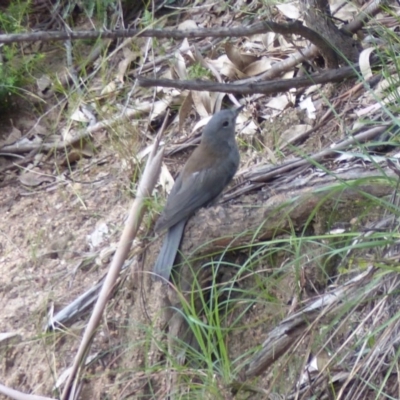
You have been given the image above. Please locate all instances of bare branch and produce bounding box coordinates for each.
[137,64,361,95]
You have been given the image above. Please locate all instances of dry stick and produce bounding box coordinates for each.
[0,0,384,46]
[60,115,167,400]
[0,383,55,400]
[136,64,361,95]
[250,0,385,83]
[0,21,343,55]
[343,0,386,34]
[0,106,145,155]
[221,123,390,201]
[246,267,376,378]
[247,124,390,181]
[224,123,390,202]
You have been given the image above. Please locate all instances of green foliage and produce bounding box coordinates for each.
[0,1,41,100]
[79,0,117,23]
[187,63,213,79]
[0,0,30,33]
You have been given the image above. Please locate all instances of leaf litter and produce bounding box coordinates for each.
[1,0,400,398]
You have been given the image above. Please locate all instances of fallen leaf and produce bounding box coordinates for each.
[19,167,53,186]
[100,80,117,96]
[359,47,375,80]
[276,3,300,19]
[243,57,272,76]
[179,38,195,61]
[279,124,312,149]
[150,99,171,120]
[59,149,83,166]
[262,32,277,51]
[266,94,290,111]
[299,96,316,119]
[36,74,53,98]
[116,48,136,83]
[173,51,188,80]
[240,120,258,136]
[1,126,21,147]
[178,19,198,30]
[88,222,109,248]
[159,164,175,193]
[192,91,211,117]
[70,107,90,123]
[225,43,259,71]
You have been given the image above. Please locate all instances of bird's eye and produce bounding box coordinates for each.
[222,121,229,127]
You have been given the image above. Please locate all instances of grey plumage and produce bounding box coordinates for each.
[153,107,242,282]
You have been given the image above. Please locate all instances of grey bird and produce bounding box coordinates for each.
[153,106,243,282]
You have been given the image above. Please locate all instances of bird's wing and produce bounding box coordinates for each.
[155,166,230,232]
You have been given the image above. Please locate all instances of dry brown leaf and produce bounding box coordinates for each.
[116,48,136,83]
[369,78,391,100]
[225,43,259,71]
[304,84,322,96]
[59,149,83,166]
[212,92,226,113]
[207,55,240,79]
[19,167,53,187]
[61,126,78,142]
[243,58,272,76]
[277,35,292,51]
[179,38,195,61]
[243,34,269,52]
[29,123,48,136]
[264,145,278,163]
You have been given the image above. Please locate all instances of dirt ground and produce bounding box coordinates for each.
[0,120,136,395]
[0,99,305,398]
[1,1,398,398]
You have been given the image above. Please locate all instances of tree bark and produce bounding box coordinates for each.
[300,0,361,65]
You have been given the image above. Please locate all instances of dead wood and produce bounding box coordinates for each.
[300,0,361,65]
[0,20,360,47]
[245,266,375,377]
[147,166,396,273]
[136,64,361,95]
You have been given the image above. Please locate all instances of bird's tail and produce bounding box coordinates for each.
[153,219,187,282]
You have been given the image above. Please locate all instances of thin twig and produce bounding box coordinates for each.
[60,113,167,400]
